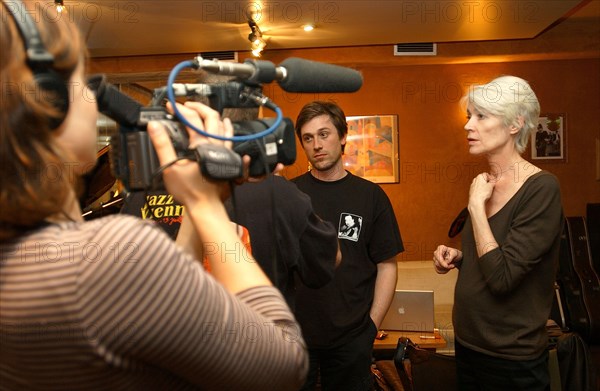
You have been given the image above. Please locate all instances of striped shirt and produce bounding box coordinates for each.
[0,215,307,390]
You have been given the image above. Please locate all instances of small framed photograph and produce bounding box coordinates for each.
[531,113,567,162]
[344,115,399,183]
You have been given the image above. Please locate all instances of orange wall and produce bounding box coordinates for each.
[91,54,600,261]
[259,58,600,261]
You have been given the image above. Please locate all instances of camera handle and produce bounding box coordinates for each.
[193,143,244,181]
[207,82,264,115]
[167,59,284,143]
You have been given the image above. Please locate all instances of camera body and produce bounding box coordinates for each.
[89,73,297,191]
[109,107,187,191]
[232,117,296,177]
[109,107,296,191]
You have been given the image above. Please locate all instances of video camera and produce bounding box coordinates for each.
[89,56,362,191]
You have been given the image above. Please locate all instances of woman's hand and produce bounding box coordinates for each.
[147,101,233,208]
[433,245,462,274]
[468,172,495,213]
[468,172,502,257]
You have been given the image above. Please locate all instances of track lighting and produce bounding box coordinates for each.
[54,0,66,13]
[248,19,266,57]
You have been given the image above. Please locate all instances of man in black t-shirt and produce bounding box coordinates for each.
[293,101,404,391]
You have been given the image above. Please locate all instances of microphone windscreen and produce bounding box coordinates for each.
[278,58,363,93]
[87,74,142,128]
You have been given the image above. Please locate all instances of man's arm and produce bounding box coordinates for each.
[369,257,398,329]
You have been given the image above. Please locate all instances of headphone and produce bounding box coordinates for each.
[3,0,70,129]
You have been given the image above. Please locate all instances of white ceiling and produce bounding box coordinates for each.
[56,0,596,58]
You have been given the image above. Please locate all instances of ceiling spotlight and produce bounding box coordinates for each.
[251,46,264,57]
[248,19,266,57]
[54,0,66,13]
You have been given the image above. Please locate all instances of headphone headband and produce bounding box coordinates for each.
[4,0,55,66]
[2,0,70,129]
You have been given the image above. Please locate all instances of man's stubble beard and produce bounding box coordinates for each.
[311,153,345,175]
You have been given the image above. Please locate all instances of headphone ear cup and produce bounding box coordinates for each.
[34,69,69,130]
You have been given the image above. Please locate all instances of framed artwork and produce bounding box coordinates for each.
[531,113,567,162]
[344,115,399,183]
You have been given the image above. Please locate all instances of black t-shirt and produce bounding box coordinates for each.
[292,171,404,348]
[226,175,338,310]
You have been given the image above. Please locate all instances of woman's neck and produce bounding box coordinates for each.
[488,154,540,186]
[47,188,84,224]
[488,151,525,176]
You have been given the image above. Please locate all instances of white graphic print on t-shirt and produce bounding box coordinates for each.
[338,213,362,242]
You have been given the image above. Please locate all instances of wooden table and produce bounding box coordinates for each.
[373,330,446,359]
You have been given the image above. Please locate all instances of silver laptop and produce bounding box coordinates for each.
[380,289,435,332]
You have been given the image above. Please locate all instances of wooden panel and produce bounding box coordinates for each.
[89,28,600,261]
[272,59,600,260]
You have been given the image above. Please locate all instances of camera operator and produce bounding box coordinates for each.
[0,2,307,390]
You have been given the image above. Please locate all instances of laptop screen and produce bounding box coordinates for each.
[379,289,435,332]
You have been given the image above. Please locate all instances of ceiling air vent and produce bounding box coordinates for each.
[199,51,238,61]
[394,43,437,56]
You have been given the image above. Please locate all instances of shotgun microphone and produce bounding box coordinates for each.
[196,56,363,93]
[277,57,363,93]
